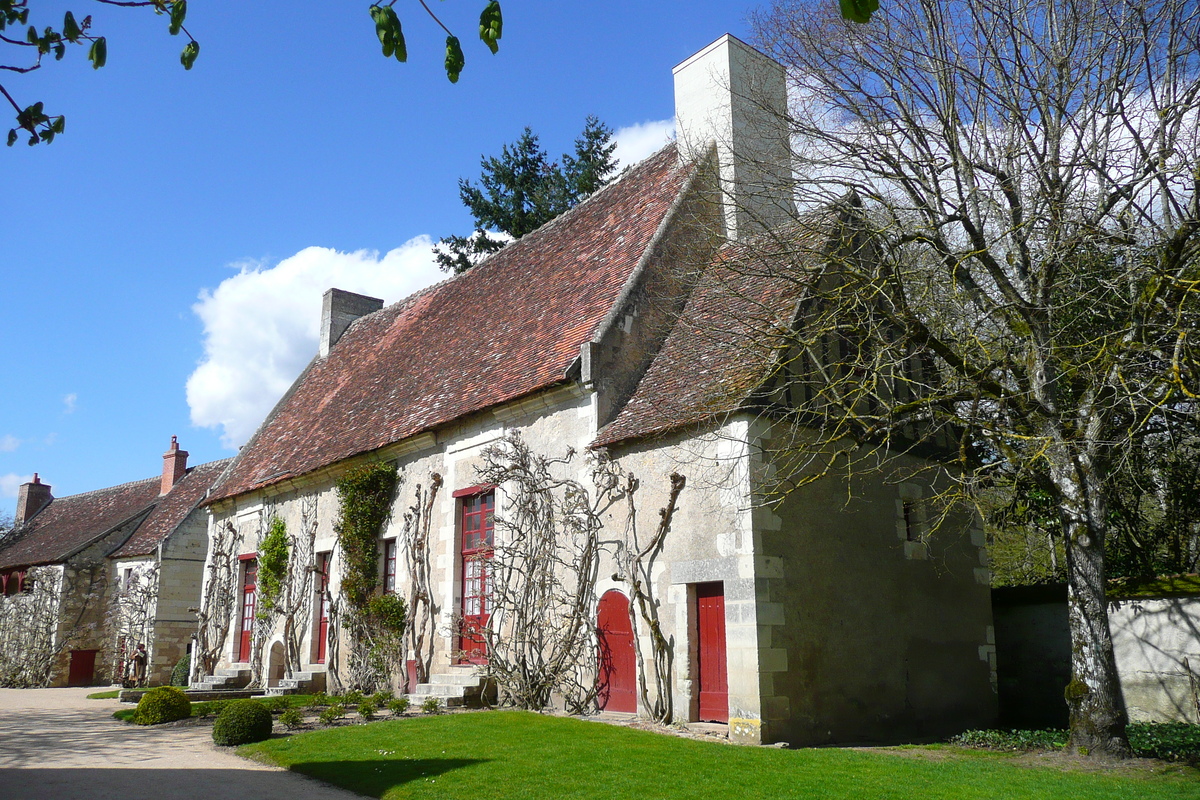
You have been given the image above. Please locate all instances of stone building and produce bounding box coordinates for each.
[0,439,228,687]
[195,35,997,745]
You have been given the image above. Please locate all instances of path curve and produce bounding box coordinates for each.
[0,687,363,800]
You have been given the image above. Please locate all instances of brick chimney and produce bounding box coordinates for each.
[16,473,52,524]
[161,436,189,495]
[320,288,384,358]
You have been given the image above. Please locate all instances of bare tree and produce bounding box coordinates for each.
[734,0,1200,756]
[106,561,159,684]
[194,521,242,680]
[611,469,686,724]
[0,566,76,686]
[474,432,613,711]
[400,472,442,688]
[278,497,318,679]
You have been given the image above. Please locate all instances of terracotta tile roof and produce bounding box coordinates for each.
[0,478,160,569]
[209,145,693,502]
[109,459,232,558]
[593,229,823,447]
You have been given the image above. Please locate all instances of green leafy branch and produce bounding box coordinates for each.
[335,462,399,610]
[1,0,199,146]
[369,0,501,83]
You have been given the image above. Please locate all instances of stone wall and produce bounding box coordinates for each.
[994,586,1200,725]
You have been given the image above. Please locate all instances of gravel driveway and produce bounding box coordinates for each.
[0,687,364,800]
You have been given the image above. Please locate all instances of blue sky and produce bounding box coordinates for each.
[0,1,756,507]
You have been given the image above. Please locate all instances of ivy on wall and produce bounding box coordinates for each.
[335,462,399,610]
[257,517,288,614]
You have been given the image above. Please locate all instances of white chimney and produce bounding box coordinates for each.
[320,288,384,358]
[673,34,793,240]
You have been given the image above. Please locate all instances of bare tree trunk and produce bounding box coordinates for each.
[1049,449,1131,757]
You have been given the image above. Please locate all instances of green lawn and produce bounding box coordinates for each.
[86,690,120,699]
[240,711,1197,800]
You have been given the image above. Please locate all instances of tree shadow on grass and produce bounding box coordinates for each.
[290,758,487,797]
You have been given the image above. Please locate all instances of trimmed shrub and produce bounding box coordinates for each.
[340,689,365,706]
[259,695,288,714]
[388,697,410,715]
[370,690,394,706]
[358,700,378,721]
[169,653,191,687]
[307,691,330,709]
[212,699,274,746]
[421,696,442,714]
[318,703,346,725]
[134,686,191,725]
[279,708,304,730]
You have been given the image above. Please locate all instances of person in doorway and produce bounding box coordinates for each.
[127,643,147,687]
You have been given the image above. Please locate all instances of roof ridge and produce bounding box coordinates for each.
[469,143,680,274]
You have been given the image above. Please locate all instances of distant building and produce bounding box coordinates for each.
[0,439,228,687]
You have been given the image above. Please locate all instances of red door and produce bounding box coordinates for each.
[696,582,728,723]
[597,590,637,712]
[315,552,330,664]
[458,491,494,664]
[238,558,257,663]
[67,649,98,686]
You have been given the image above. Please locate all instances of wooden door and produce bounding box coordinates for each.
[238,558,257,663]
[315,552,330,664]
[458,491,494,664]
[67,649,98,686]
[597,590,637,712]
[696,582,728,723]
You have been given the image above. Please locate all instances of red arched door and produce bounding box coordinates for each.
[597,590,636,712]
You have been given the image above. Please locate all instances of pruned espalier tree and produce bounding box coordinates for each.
[736,0,1200,758]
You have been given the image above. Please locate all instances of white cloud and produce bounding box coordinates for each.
[62,393,76,414]
[187,238,445,449]
[0,435,18,453]
[613,119,676,170]
[1,473,32,499]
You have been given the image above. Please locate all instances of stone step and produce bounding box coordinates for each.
[409,683,472,698]
[405,693,465,709]
[428,672,487,687]
[215,668,251,679]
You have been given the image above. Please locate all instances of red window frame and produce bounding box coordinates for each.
[457,489,494,664]
[238,555,257,663]
[315,551,330,664]
[2,569,26,596]
[383,539,397,594]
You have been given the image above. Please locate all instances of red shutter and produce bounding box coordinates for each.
[696,582,728,723]
[315,552,330,664]
[458,490,494,664]
[238,558,257,662]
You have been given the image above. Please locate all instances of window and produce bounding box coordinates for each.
[383,539,397,594]
[1,569,23,596]
[120,567,134,595]
[902,500,919,542]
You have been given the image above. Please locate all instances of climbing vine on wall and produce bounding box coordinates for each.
[257,517,288,614]
[476,432,617,712]
[194,521,242,680]
[335,462,399,609]
[614,469,686,724]
[400,473,442,687]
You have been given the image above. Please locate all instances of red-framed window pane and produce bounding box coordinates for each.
[458,490,494,663]
[315,551,330,664]
[238,557,257,663]
[383,539,397,593]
